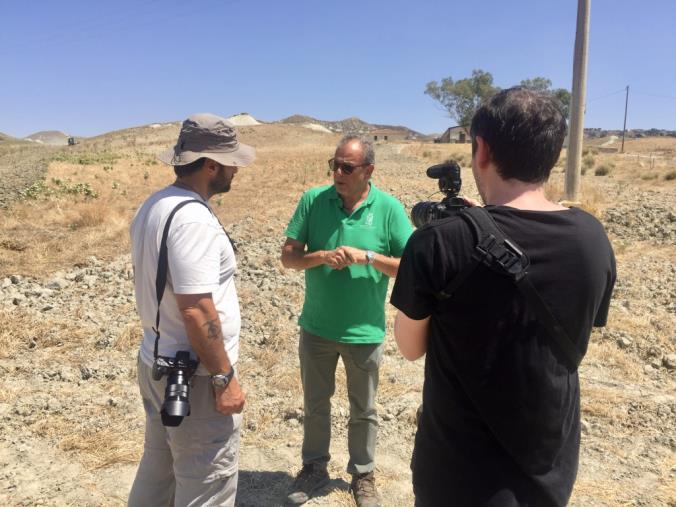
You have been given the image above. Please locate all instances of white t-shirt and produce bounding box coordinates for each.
[130,185,240,375]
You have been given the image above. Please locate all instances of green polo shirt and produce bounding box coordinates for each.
[285,183,413,343]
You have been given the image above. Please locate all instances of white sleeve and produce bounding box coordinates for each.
[167,220,222,294]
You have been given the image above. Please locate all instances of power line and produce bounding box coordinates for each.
[586,88,626,102]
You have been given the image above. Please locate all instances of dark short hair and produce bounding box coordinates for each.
[470,87,567,183]
[174,157,206,178]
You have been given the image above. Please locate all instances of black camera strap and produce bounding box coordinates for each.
[153,198,235,360]
[435,206,583,369]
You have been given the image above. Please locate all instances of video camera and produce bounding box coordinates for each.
[152,350,199,427]
[410,161,468,228]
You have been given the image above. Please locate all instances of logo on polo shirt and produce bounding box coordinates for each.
[365,212,374,227]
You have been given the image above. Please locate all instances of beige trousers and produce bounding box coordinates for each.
[128,357,241,507]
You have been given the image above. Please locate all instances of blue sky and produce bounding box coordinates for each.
[2,0,675,138]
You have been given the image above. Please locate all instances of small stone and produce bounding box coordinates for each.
[647,346,662,358]
[1,278,11,289]
[662,354,676,370]
[82,275,98,286]
[45,278,69,290]
[10,275,21,284]
[581,419,591,434]
[617,336,632,349]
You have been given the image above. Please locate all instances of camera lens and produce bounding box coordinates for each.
[161,369,191,427]
[411,201,437,229]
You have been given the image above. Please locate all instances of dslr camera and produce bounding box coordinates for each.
[410,161,468,228]
[152,350,199,427]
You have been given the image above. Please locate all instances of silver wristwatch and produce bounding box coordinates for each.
[365,250,376,265]
[210,367,235,389]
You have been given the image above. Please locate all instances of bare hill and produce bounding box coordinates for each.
[278,114,428,140]
[24,130,70,146]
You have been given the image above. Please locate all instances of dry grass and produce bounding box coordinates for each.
[0,383,21,403]
[573,476,637,506]
[580,384,632,423]
[113,323,143,352]
[0,124,339,278]
[655,454,676,506]
[0,309,93,359]
[58,425,142,470]
[544,173,608,216]
[403,142,473,166]
[585,341,644,382]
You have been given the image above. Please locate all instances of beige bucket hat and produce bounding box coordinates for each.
[158,113,256,167]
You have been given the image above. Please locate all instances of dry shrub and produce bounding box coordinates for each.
[582,154,596,171]
[594,164,611,176]
[544,175,606,217]
[70,201,107,229]
[403,142,472,166]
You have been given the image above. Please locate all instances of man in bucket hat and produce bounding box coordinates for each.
[128,113,255,507]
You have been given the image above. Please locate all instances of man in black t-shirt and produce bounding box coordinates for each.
[391,88,616,507]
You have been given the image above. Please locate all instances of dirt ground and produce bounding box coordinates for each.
[0,125,674,506]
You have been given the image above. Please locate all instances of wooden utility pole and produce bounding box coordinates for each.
[564,0,591,203]
[621,85,629,153]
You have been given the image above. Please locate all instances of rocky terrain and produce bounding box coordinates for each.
[0,133,674,506]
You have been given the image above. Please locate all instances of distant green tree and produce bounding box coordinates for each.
[425,69,498,127]
[426,72,571,127]
[520,77,571,118]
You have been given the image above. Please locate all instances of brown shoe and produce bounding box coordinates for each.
[286,463,330,505]
[350,471,380,507]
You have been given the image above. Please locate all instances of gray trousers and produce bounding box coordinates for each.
[128,357,242,507]
[299,328,383,475]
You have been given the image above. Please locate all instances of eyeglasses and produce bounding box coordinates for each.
[328,158,368,175]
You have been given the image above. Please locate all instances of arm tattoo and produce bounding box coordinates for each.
[203,318,224,342]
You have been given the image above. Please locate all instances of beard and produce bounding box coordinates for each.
[208,166,232,194]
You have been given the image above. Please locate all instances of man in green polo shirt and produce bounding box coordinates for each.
[280,135,413,507]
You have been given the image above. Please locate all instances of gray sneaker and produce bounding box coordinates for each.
[350,471,380,507]
[286,463,330,505]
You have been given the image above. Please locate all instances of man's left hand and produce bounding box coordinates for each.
[335,246,368,265]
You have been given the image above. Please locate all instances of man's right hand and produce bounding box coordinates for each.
[214,377,246,415]
[323,248,352,269]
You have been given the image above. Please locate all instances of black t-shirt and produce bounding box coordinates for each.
[390,206,616,507]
